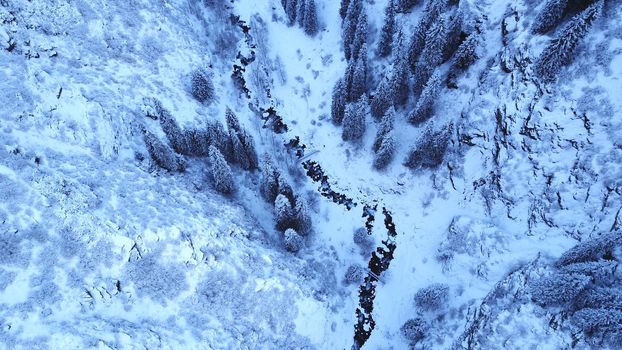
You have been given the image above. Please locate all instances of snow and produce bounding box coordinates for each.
[1,0,622,348]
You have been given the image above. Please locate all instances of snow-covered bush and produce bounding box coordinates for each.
[530,272,591,307]
[574,286,622,311]
[572,308,622,347]
[344,264,365,284]
[401,318,428,344]
[208,145,234,194]
[144,131,185,172]
[353,227,374,253]
[284,228,303,252]
[405,125,451,169]
[414,283,449,312]
[190,68,215,104]
[126,255,188,305]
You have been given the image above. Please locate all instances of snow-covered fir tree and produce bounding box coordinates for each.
[373,133,395,170]
[208,145,234,194]
[532,0,568,34]
[414,18,446,95]
[342,0,363,60]
[349,44,368,101]
[275,193,295,231]
[351,11,368,61]
[535,0,602,81]
[370,74,393,119]
[373,107,395,152]
[303,0,318,36]
[409,71,442,125]
[260,154,281,203]
[340,0,350,19]
[342,96,369,142]
[144,131,185,172]
[399,0,420,13]
[284,228,303,252]
[405,124,451,169]
[331,78,347,124]
[451,33,479,71]
[377,0,396,58]
[391,53,410,107]
[229,131,251,169]
[293,195,312,235]
[190,68,215,104]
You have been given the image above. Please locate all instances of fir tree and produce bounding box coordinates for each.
[535,1,602,82]
[443,15,465,62]
[303,0,318,36]
[260,154,281,203]
[351,11,368,61]
[530,272,592,307]
[158,106,189,155]
[399,0,420,12]
[390,53,410,107]
[293,195,312,235]
[296,0,306,27]
[342,0,363,60]
[370,74,393,119]
[238,130,258,170]
[349,44,368,101]
[206,120,231,160]
[331,78,348,124]
[225,108,242,134]
[342,96,369,142]
[405,124,451,169]
[186,128,209,157]
[275,194,295,231]
[144,131,186,172]
[284,228,304,252]
[377,0,396,58]
[451,33,479,70]
[532,0,568,34]
[191,68,215,104]
[340,0,350,20]
[407,23,427,71]
[409,71,442,125]
[373,107,395,152]
[230,131,251,169]
[284,0,298,25]
[208,145,234,194]
[414,18,446,95]
[373,132,395,170]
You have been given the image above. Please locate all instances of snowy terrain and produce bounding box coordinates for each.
[1,0,622,349]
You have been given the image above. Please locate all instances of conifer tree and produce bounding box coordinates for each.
[208,145,234,194]
[331,78,348,124]
[191,68,215,104]
[373,107,395,152]
[284,0,298,25]
[296,0,306,26]
[342,0,363,60]
[405,124,451,169]
[370,75,393,119]
[414,18,446,95]
[342,96,369,142]
[373,132,395,170]
[407,24,427,71]
[158,107,189,155]
[377,0,396,58]
[260,155,281,203]
[350,44,368,101]
[284,228,304,252]
[399,0,420,12]
[206,120,231,160]
[535,1,602,82]
[230,131,251,169]
[275,194,295,231]
[532,0,568,34]
[225,108,242,134]
[340,0,351,20]
[352,11,368,61]
[451,33,478,70]
[293,195,312,235]
[144,131,186,172]
[303,0,318,36]
[238,130,258,170]
[390,53,410,107]
[409,71,442,125]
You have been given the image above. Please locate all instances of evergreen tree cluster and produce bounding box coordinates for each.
[404,124,452,170]
[226,108,259,170]
[529,231,622,348]
[259,155,312,252]
[532,0,569,34]
[281,0,319,36]
[535,1,602,82]
[342,96,369,142]
[143,131,186,172]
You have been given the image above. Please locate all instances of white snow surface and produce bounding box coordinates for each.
[1,0,622,349]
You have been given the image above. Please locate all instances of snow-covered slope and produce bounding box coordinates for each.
[1,0,622,349]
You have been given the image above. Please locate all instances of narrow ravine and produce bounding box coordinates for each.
[229,12,402,349]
